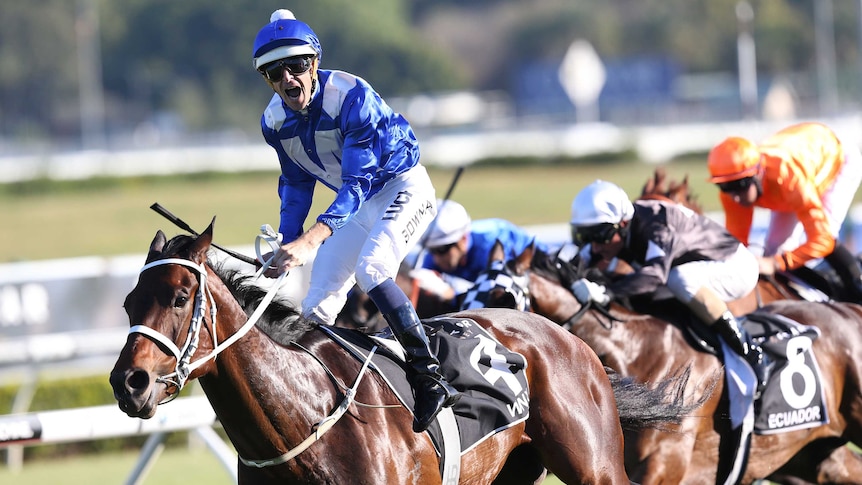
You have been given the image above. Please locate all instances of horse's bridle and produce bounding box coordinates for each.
[467,257,622,331]
[129,258,217,401]
[460,259,532,312]
[127,256,374,468]
[129,257,284,402]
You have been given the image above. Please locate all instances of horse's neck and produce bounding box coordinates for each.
[567,305,689,375]
[200,280,327,458]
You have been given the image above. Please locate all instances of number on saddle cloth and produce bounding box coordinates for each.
[742,311,829,434]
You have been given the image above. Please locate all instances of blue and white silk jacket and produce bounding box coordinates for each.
[261,69,420,242]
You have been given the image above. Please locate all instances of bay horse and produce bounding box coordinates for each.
[468,241,862,484]
[109,221,701,485]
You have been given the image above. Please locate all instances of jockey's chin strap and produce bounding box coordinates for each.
[128,257,287,403]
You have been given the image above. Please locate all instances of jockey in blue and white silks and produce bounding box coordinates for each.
[253,8,459,432]
[262,69,422,245]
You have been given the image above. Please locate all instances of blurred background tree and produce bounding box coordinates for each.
[1,0,860,148]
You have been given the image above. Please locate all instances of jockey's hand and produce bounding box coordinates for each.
[266,222,332,278]
[757,256,777,276]
[409,268,456,300]
[570,278,611,306]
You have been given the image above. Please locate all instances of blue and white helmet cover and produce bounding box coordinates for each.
[253,9,322,69]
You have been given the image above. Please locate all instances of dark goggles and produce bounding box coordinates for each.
[573,223,620,245]
[717,176,756,194]
[258,56,314,82]
[429,242,457,255]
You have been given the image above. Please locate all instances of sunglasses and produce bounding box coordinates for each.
[429,243,457,255]
[573,223,620,245]
[717,177,755,194]
[259,56,314,82]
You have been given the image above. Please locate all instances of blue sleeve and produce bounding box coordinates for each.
[262,113,317,242]
[504,226,544,258]
[421,251,438,271]
[277,171,315,243]
[486,220,547,259]
[316,87,385,231]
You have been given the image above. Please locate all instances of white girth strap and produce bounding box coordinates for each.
[238,345,379,468]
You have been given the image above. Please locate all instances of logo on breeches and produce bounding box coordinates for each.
[382,190,433,244]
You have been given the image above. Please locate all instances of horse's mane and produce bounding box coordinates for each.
[161,233,196,256]
[160,233,315,344]
[214,267,314,343]
[531,247,608,288]
[530,248,566,283]
[639,167,703,214]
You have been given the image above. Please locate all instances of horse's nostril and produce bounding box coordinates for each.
[126,369,151,392]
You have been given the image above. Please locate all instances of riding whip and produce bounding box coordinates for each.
[150,202,259,266]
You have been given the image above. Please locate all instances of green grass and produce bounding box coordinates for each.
[0,445,566,484]
[0,447,235,485]
[0,158,721,263]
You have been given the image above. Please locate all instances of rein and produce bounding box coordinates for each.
[560,300,621,332]
[765,274,796,300]
[239,343,379,468]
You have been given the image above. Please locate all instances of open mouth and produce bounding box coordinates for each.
[286,87,302,99]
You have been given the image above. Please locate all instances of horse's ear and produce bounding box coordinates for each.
[146,230,168,263]
[513,241,535,274]
[189,217,215,264]
[488,239,506,267]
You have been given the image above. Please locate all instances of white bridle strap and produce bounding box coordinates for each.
[130,256,286,394]
[131,257,213,396]
[140,257,206,275]
[129,324,182,360]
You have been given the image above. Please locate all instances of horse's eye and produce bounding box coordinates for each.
[174,296,189,308]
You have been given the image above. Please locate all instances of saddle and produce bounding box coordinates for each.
[321,316,530,454]
[780,262,858,303]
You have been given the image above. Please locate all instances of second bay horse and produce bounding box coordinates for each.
[467,241,862,484]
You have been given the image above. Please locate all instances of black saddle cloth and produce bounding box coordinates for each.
[321,315,530,455]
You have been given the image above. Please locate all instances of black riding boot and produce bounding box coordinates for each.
[383,302,461,432]
[825,244,862,303]
[713,311,771,395]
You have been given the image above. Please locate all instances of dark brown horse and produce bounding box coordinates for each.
[470,241,862,484]
[109,222,702,485]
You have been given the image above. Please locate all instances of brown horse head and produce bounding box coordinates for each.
[111,220,219,418]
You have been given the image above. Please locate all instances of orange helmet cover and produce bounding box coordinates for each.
[707,137,761,183]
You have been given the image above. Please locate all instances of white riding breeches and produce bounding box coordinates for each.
[301,165,437,325]
[666,244,759,303]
